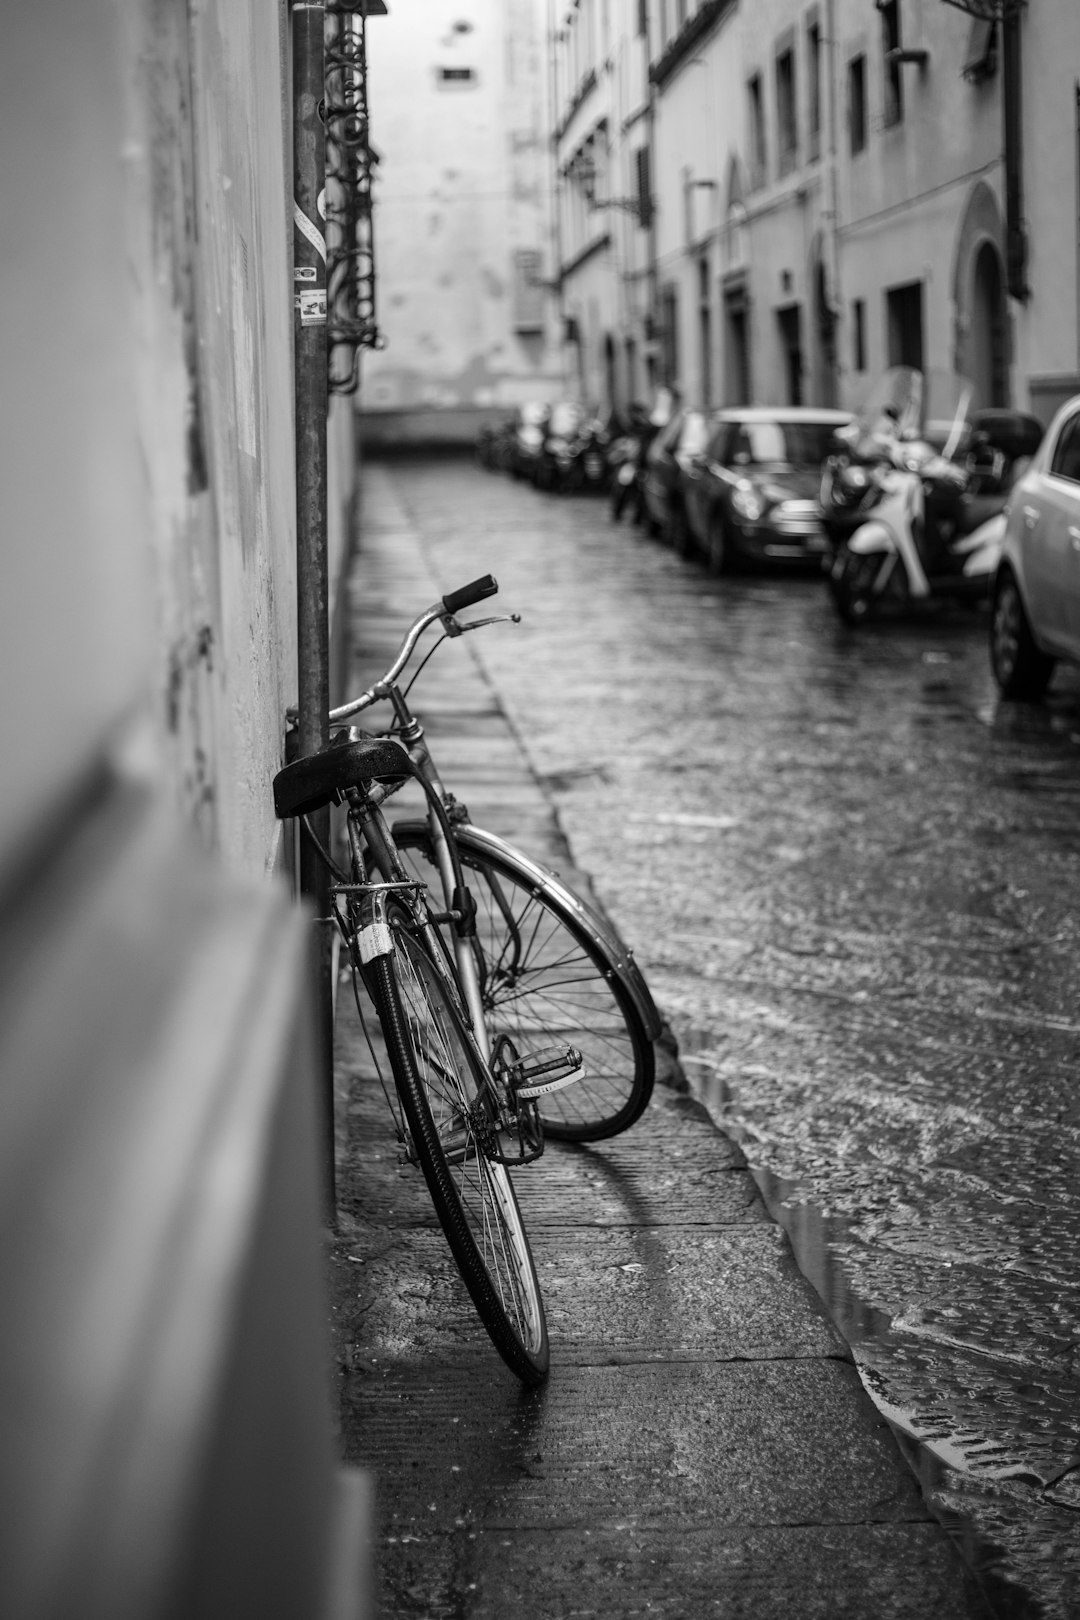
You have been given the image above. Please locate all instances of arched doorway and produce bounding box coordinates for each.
[970,242,1007,406]
[952,182,1009,406]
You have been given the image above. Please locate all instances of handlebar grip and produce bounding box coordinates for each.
[442,575,498,614]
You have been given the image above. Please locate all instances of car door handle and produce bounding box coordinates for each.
[1023,505,1039,527]
[1070,525,1080,549]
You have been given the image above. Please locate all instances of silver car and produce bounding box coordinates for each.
[990,397,1080,698]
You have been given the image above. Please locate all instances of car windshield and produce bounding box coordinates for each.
[716,418,841,466]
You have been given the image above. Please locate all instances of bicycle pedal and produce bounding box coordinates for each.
[500,1044,585,1101]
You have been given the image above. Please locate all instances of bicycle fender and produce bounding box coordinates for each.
[394,817,663,1042]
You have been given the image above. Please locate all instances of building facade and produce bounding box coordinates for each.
[549,0,1080,424]
[359,0,566,445]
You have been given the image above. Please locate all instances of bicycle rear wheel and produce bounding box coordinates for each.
[394,826,655,1142]
[368,900,549,1384]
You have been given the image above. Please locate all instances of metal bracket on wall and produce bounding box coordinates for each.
[938,0,1025,21]
[325,1,385,395]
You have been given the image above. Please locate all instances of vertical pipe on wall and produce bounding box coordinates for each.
[291,0,335,1215]
[1002,4,1029,303]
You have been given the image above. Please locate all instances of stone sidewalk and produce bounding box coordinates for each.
[327,461,992,1619]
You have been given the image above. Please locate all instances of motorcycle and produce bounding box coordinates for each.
[608,396,671,524]
[821,368,1041,626]
[534,401,587,491]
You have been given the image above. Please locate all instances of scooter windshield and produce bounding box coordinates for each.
[843,368,977,463]
[841,367,923,458]
[920,370,978,460]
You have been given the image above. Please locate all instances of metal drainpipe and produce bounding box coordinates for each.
[291,0,334,1215]
[1002,4,1029,304]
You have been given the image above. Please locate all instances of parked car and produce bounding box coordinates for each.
[989,397,1080,699]
[681,406,854,573]
[641,406,715,546]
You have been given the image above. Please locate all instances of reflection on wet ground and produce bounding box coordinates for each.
[371,457,1080,1618]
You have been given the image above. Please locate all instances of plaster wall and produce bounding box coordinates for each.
[833,0,1001,236]
[0,0,341,890]
[650,6,742,405]
[1015,0,1080,414]
[0,5,151,885]
[361,0,564,421]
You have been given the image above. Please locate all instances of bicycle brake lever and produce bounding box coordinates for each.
[453,612,522,634]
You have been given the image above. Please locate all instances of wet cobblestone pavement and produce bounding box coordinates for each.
[363,453,1080,1617]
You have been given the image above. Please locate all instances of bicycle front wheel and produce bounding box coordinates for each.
[369,901,549,1384]
[395,825,656,1142]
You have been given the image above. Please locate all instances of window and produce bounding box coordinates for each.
[699,257,712,408]
[807,19,822,160]
[852,299,867,373]
[848,55,867,154]
[748,73,767,187]
[1050,415,1080,483]
[777,306,803,406]
[512,250,544,335]
[880,1,903,127]
[437,66,476,84]
[886,281,923,370]
[775,44,797,174]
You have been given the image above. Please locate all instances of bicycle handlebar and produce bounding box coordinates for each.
[327,575,501,724]
[442,574,498,614]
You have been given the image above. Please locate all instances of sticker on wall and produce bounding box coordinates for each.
[296,289,327,325]
[294,265,317,282]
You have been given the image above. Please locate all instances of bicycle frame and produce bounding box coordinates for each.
[327,600,513,1063]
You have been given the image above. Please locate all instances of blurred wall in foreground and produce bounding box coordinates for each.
[0,4,366,1615]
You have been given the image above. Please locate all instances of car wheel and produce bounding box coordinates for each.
[990,570,1055,699]
[705,515,730,576]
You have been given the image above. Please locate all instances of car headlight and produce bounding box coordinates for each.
[731,480,766,523]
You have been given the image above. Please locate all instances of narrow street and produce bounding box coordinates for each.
[352,453,1080,1616]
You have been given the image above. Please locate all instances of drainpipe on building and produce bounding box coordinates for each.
[291,0,335,1215]
[644,41,660,392]
[1002,3,1029,303]
[823,0,843,404]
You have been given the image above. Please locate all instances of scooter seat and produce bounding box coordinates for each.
[272,734,412,820]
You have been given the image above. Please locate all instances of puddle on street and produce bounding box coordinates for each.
[681,1046,1080,1620]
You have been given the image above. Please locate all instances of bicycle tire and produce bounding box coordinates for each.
[394,825,656,1142]
[369,900,549,1384]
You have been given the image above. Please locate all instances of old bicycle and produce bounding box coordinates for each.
[272,575,661,1381]
[330,574,661,1140]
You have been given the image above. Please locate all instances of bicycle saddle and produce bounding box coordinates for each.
[272,734,412,820]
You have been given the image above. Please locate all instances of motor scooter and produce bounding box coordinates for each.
[822,369,1042,626]
[608,396,670,524]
